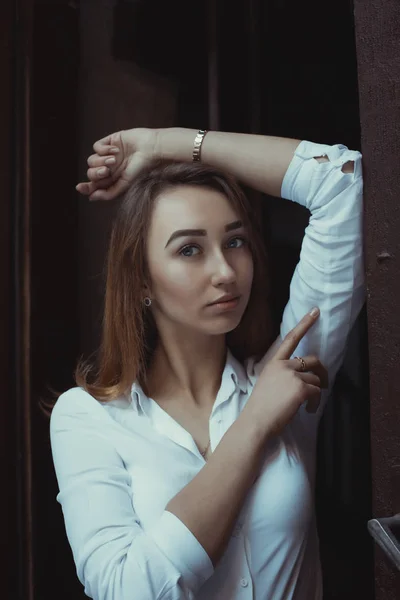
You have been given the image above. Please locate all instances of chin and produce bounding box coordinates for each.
[205,314,243,336]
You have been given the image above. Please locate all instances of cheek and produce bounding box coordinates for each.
[149,260,203,306]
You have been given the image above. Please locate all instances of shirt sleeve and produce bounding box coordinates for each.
[278,140,365,419]
[249,140,365,429]
[50,389,214,600]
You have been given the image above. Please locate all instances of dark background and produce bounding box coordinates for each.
[4,0,400,599]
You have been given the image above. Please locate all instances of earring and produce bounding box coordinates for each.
[143,297,152,307]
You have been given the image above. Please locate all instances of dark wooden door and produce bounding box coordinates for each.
[353,1,400,598]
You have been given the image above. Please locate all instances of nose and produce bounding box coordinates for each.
[210,252,237,287]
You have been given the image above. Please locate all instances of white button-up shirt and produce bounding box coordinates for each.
[50,140,365,600]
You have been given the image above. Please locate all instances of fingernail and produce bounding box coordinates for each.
[105,157,116,165]
[309,307,319,316]
[109,147,120,154]
[97,167,107,175]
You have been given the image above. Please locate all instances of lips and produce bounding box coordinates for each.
[208,294,239,306]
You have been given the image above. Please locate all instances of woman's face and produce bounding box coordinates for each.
[145,185,254,338]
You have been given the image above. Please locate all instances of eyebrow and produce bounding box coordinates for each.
[165,220,243,248]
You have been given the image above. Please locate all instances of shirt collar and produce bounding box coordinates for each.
[130,349,248,414]
[225,349,248,394]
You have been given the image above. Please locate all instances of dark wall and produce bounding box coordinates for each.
[2,2,18,599]
[30,1,81,598]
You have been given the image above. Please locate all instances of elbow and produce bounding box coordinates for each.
[76,541,187,600]
[77,550,144,600]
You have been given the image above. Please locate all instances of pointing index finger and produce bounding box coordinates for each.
[274,308,320,361]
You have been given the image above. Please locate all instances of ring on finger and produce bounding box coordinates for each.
[293,356,306,372]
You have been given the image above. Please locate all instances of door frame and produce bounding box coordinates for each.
[354,1,400,597]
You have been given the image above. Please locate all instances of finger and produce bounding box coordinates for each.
[76,181,95,196]
[304,385,322,414]
[76,177,113,196]
[87,166,112,181]
[297,372,321,388]
[93,135,120,156]
[87,154,117,168]
[287,355,329,388]
[274,308,320,361]
[89,178,130,201]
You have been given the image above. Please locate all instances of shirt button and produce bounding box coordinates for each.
[240,578,248,587]
[217,418,222,424]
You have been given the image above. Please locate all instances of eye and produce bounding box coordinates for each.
[179,244,201,257]
[226,236,247,249]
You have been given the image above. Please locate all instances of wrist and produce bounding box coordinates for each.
[236,404,271,449]
[130,127,159,160]
[155,127,199,163]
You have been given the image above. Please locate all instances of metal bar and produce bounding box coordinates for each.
[368,516,400,572]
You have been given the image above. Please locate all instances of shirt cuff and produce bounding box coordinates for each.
[147,510,214,591]
[281,140,361,204]
[281,140,331,201]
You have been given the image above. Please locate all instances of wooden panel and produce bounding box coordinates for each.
[0,1,18,598]
[353,0,400,597]
[13,0,34,599]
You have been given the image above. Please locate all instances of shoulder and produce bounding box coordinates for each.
[52,386,96,413]
[50,386,107,431]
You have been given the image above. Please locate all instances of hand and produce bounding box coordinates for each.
[76,128,159,201]
[243,308,328,439]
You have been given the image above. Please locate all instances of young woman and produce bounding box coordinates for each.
[50,128,365,600]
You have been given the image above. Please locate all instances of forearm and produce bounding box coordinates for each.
[165,407,267,567]
[156,127,301,198]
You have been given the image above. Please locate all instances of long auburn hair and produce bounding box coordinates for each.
[68,160,272,404]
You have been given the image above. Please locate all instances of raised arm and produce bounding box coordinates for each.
[76,127,302,201]
[270,141,365,438]
[157,129,302,197]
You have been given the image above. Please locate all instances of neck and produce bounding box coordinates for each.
[145,327,227,410]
